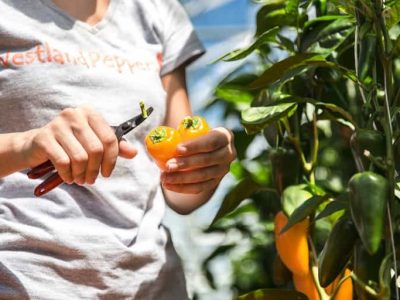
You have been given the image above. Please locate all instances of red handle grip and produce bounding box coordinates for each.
[27,160,55,179]
[34,173,64,197]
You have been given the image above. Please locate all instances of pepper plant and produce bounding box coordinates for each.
[203,0,400,299]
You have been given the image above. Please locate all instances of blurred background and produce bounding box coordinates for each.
[164,1,259,300]
[165,0,400,299]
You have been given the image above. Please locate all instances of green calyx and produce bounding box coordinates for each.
[182,117,200,129]
[149,128,167,144]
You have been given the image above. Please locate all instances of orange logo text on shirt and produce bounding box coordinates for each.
[0,42,161,75]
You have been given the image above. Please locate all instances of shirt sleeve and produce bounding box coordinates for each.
[155,0,205,76]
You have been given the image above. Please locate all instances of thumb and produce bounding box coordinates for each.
[118,139,137,159]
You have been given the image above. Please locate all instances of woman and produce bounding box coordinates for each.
[0,0,236,299]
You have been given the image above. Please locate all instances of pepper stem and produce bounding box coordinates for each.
[140,100,148,118]
[183,117,199,129]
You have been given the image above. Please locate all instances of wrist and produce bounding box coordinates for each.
[163,187,215,215]
[13,129,38,169]
[0,130,40,178]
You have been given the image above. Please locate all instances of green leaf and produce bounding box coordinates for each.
[211,178,263,225]
[248,53,324,89]
[319,110,356,130]
[277,34,296,52]
[241,103,298,134]
[286,0,300,14]
[358,30,377,82]
[392,32,400,56]
[215,86,254,109]
[236,289,308,300]
[281,184,313,216]
[385,1,400,29]
[217,73,259,91]
[317,102,355,124]
[318,216,358,287]
[315,200,348,221]
[378,254,392,299]
[304,183,327,196]
[232,130,256,160]
[287,96,357,126]
[256,1,299,36]
[281,195,330,234]
[215,27,279,62]
[300,15,354,51]
[330,0,356,15]
[256,2,285,36]
[304,60,359,83]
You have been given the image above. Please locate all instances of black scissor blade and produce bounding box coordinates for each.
[133,106,154,127]
[114,106,153,139]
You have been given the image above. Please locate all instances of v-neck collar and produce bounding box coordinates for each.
[39,0,118,34]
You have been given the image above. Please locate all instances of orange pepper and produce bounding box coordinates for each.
[293,271,320,300]
[146,116,210,170]
[274,211,310,276]
[177,116,209,141]
[145,126,181,170]
[325,269,353,300]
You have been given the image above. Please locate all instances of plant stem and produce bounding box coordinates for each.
[371,52,380,124]
[331,84,349,108]
[308,236,329,300]
[354,23,368,105]
[393,88,400,108]
[311,111,319,168]
[282,118,311,173]
[139,100,148,118]
[375,0,399,298]
[350,273,379,297]
[306,111,319,185]
[387,203,399,298]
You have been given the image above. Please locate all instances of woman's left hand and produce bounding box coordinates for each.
[161,127,236,194]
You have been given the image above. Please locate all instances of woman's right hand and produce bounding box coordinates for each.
[22,106,137,185]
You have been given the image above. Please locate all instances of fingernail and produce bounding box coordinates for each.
[167,158,181,171]
[167,162,178,172]
[64,178,73,184]
[87,178,97,185]
[176,145,187,154]
[75,176,85,185]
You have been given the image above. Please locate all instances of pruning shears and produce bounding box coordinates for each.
[27,105,153,197]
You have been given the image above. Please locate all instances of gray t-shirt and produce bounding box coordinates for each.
[0,0,204,299]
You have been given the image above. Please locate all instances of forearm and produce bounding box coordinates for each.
[163,187,216,215]
[160,67,235,215]
[0,131,32,178]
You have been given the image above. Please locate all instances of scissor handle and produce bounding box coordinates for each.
[27,160,55,179]
[34,173,64,197]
